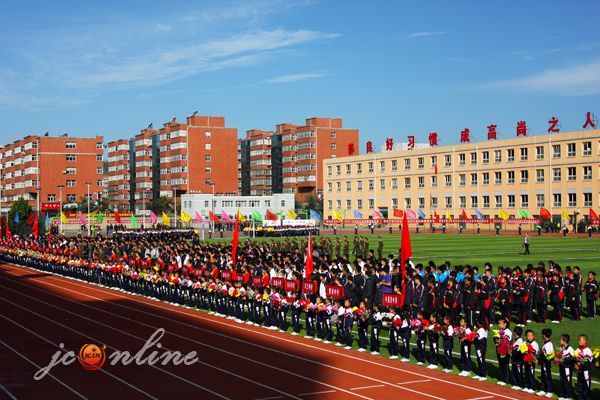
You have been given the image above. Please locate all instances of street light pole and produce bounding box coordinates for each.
[58,185,64,234]
[86,182,91,236]
[211,184,215,233]
[173,185,178,228]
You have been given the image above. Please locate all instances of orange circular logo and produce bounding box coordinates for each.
[78,344,106,371]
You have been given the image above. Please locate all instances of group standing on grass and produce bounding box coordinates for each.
[0,229,598,399]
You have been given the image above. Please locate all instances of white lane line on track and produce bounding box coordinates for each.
[3,265,520,400]
[465,397,495,400]
[0,338,88,400]
[0,383,18,400]
[0,282,355,400]
[349,385,385,391]
[252,396,283,400]
[0,313,159,400]
[298,390,337,396]
[396,379,431,385]
[0,295,232,400]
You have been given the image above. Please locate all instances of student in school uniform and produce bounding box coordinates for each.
[473,319,488,381]
[511,326,525,391]
[323,298,334,344]
[557,334,574,400]
[427,313,441,369]
[399,309,412,362]
[457,317,473,377]
[494,318,513,386]
[342,298,354,349]
[388,307,401,359]
[522,329,540,394]
[291,296,303,335]
[538,328,554,398]
[583,271,598,318]
[356,301,369,352]
[576,334,593,400]
[441,315,455,373]
[415,311,429,366]
[370,304,383,355]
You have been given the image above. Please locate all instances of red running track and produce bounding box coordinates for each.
[0,263,538,400]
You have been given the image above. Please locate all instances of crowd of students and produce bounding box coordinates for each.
[0,230,597,399]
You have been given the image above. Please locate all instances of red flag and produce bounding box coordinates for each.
[539,208,552,220]
[434,164,438,175]
[115,213,122,223]
[433,211,440,223]
[266,210,278,221]
[231,211,240,266]
[305,235,313,280]
[591,208,599,221]
[400,212,412,307]
[27,213,35,225]
[461,209,469,220]
[5,215,12,239]
[0,219,3,239]
[393,208,404,218]
[209,211,221,223]
[32,215,39,238]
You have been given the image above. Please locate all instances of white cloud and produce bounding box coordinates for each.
[480,59,600,96]
[155,23,172,32]
[263,72,326,84]
[406,31,447,38]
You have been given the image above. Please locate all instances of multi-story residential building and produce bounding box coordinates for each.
[0,134,104,212]
[133,128,157,215]
[240,117,359,200]
[323,129,600,229]
[107,139,132,212]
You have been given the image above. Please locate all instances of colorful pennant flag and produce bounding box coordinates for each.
[518,208,531,218]
[231,211,240,266]
[393,208,404,218]
[461,209,469,220]
[266,210,278,221]
[180,210,192,223]
[445,211,453,221]
[476,209,484,219]
[131,214,138,228]
[309,209,321,220]
[237,211,247,223]
[332,210,344,221]
[562,209,571,221]
[417,209,426,219]
[353,210,363,218]
[590,208,599,221]
[372,209,382,218]
[149,210,158,224]
[400,212,412,306]
[305,234,313,280]
[162,211,170,226]
[194,211,205,223]
[287,210,298,220]
[539,208,552,220]
[405,209,417,219]
[251,210,263,222]
[61,212,68,224]
[498,209,510,221]
[221,210,232,223]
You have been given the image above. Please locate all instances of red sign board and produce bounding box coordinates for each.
[235,275,244,282]
[302,280,318,294]
[220,271,232,281]
[42,202,60,211]
[284,279,300,291]
[271,277,285,289]
[251,276,263,287]
[326,285,344,299]
[382,293,402,307]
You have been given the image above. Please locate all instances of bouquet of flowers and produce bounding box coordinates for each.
[453,326,464,338]
[544,351,555,361]
[392,317,403,327]
[432,323,445,334]
[246,288,255,300]
[573,348,593,364]
[262,293,271,302]
[521,343,537,364]
[553,350,564,366]
[318,303,328,313]
[593,347,600,360]
[410,318,422,330]
[464,331,477,343]
[308,302,318,312]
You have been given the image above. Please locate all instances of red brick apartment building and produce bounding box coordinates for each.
[240,117,359,200]
[133,129,156,215]
[238,129,273,195]
[106,139,132,212]
[0,135,104,211]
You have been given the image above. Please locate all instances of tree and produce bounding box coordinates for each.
[152,196,173,214]
[7,197,44,236]
[77,196,109,213]
[298,194,323,216]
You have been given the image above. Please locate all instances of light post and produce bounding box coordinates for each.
[211,184,215,233]
[142,188,148,228]
[85,182,91,236]
[172,185,178,228]
[58,185,64,234]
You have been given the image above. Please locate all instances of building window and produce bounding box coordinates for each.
[346,164,351,174]
[336,165,341,175]
[368,180,374,190]
[567,143,576,157]
[418,176,424,188]
[418,157,424,169]
[459,174,466,186]
[471,196,478,208]
[66,142,76,149]
[444,154,451,167]
[379,179,386,190]
[552,144,561,158]
[483,195,490,209]
[482,151,489,164]
[368,162,373,173]
[495,172,502,184]
[495,195,502,208]
[520,194,528,208]
[404,177,411,189]
[471,173,477,185]
[553,193,561,208]
[583,166,592,180]
[520,147,528,161]
[418,198,425,209]
[431,176,437,187]
[553,168,561,182]
[584,193,592,207]
[520,170,528,183]
[536,146,544,160]
[404,159,411,170]
[482,172,489,185]
[357,199,363,209]
[205,167,211,173]
[508,171,515,184]
[357,163,363,173]
[66,194,76,202]
[205,155,212,162]
[494,150,502,163]
[66,180,76,187]
[536,169,544,183]
[331,143,336,149]
[327,166,332,176]
[65,168,76,174]
[583,141,592,156]
[346,181,351,191]
[357,181,363,191]
[470,152,477,165]
[508,194,515,208]
[568,193,577,207]
[459,153,466,166]
[380,161,385,172]
[567,167,576,181]
[346,199,351,210]
[336,182,342,192]
[391,160,397,171]
[330,132,336,138]
[47,194,56,201]
[205,143,211,150]
[536,194,545,208]
[327,182,333,192]
[368,199,374,209]
[327,200,332,210]
[459,196,466,208]
[205,131,211,138]
[96,167,103,174]
[96,155,103,161]
[391,178,398,189]
[507,149,515,162]
[445,196,452,208]
[431,156,437,167]
[445,175,452,187]
[405,198,412,209]
[392,198,398,208]
[66,154,76,162]
[431,197,438,209]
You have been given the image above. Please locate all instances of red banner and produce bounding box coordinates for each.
[251,276,263,287]
[220,271,232,281]
[271,277,285,289]
[41,202,60,211]
[324,218,541,225]
[302,280,318,294]
[284,279,300,291]
[326,285,344,299]
[382,293,402,307]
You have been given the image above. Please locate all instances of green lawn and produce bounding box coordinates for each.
[204,233,600,391]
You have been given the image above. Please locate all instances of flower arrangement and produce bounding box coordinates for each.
[593,347,600,360]
[521,343,537,364]
[410,319,422,330]
[553,350,564,365]
[493,330,511,358]
[463,331,477,343]
[573,348,593,364]
[544,351,555,361]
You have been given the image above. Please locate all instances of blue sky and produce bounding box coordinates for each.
[1,0,599,147]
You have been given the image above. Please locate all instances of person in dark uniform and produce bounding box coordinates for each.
[523,233,530,255]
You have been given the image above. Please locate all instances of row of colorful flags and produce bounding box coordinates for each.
[331,207,599,222]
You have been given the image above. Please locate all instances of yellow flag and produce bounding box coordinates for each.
[498,209,510,220]
[162,211,171,225]
[180,210,192,223]
[445,211,452,221]
[332,210,344,221]
[287,210,298,220]
[236,211,246,222]
[60,212,68,224]
[562,209,571,221]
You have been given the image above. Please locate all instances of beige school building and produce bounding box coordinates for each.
[323,129,600,231]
